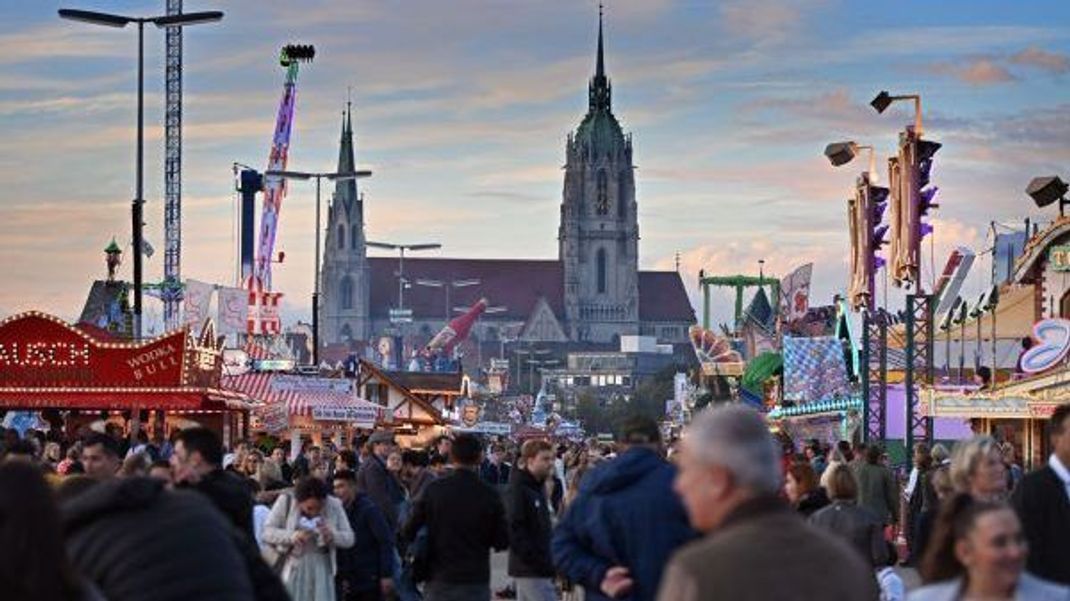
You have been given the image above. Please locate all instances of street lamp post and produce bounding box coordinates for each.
[265,169,372,366]
[871,90,924,136]
[367,241,441,364]
[824,141,879,182]
[518,347,552,394]
[418,278,481,321]
[525,357,559,395]
[59,8,223,340]
[366,241,442,312]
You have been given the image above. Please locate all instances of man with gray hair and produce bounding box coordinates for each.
[657,405,879,601]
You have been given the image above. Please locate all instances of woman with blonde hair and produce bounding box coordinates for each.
[911,495,1069,600]
[949,435,1007,501]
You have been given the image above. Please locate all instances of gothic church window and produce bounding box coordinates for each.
[341,277,354,310]
[337,224,346,249]
[351,225,359,250]
[596,170,608,215]
[617,171,627,218]
[597,248,607,293]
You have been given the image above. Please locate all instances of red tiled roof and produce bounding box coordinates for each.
[367,258,694,323]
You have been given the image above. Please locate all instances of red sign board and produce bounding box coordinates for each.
[0,312,187,389]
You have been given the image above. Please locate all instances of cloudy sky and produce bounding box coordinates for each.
[2,0,1069,330]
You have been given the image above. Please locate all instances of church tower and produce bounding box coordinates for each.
[559,10,639,343]
[321,104,370,345]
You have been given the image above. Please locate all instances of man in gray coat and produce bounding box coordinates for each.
[657,405,879,601]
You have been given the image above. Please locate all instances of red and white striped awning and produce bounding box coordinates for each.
[220,372,382,418]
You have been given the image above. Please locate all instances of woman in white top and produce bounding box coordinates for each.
[262,476,354,601]
[909,494,1069,601]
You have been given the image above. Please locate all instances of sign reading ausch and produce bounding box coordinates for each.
[0,312,186,388]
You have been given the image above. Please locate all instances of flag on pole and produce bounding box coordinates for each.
[183,279,214,328]
[779,263,813,324]
[217,286,249,334]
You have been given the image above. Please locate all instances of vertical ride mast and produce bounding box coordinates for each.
[162,0,183,329]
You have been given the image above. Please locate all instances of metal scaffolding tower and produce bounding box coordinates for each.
[905,293,935,451]
[861,310,888,442]
[163,0,183,329]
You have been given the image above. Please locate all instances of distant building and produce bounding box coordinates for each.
[320,12,695,364]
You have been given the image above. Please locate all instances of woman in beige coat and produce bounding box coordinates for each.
[262,477,354,601]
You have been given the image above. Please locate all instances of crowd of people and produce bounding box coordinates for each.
[0,401,1068,601]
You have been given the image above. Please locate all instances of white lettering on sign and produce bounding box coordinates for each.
[271,375,352,393]
[125,343,180,382]
[311,406,379,423]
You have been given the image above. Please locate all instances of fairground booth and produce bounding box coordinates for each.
[914,216,1070,470]
[0,312,253,446]
[222,370,384,454]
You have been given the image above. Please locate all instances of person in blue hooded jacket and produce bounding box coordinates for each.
[552,416,698,601]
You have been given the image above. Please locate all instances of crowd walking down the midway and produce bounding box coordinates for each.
[0,403,1069,601]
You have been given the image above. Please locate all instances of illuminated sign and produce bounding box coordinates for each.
[1020,318,1070,374]
[1050,246,1070,272]
[0,312,187,388]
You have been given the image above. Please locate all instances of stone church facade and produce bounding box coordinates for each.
[321,13,694,353]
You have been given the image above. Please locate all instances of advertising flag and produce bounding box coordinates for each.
[779,263,813,324]
[183,279,214,328]
[217,286,249,334]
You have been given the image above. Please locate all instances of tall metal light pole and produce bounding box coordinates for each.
[366,241,441,311]
[417,278,481,321]
[266,169,372,366]
[526,356,558,395]
[59,8,223,339]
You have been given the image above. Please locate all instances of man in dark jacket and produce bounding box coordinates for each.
[509,439,557,601]
[552,416,698,601]
[171,427,254,539]
[402,433,509,600]
[1012,403,1070,585]
[169,428,291,601]
[480,444,511,489]
[358,430,402,532]
[62,476,255,601]
[334,469,396,601]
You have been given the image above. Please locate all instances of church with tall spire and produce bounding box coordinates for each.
[320,11,693,357]
[320,103,370,344]
[559,8,639,342]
